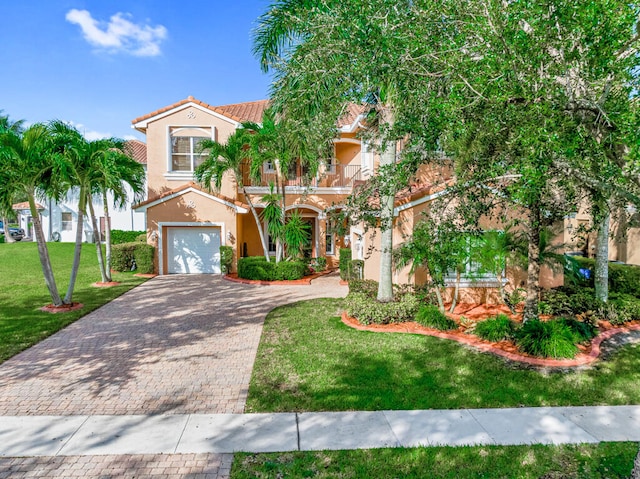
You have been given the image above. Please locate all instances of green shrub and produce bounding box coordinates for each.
[133,243,155,274]
[135,233,147,242]
[556,317,597,343]
[349,259,365,280]
[415,304,457,331]
[111,242,138,271]
[274,261,308,280]
[349,279,379,298]
[339,248,352,280]
[308,257,327,272]
[540,289,573,315]
[220,246,233,273]
[345,292,419,325]
[474,314,518,342]
[237,256,307,281]
[569,287,604,314]
[111,230,146,245]
[607,293,640,325]
[574,257,640,298]
[515,320,578,359]
[0,234,4,244]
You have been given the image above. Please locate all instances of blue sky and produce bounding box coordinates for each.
[0,1,274,141]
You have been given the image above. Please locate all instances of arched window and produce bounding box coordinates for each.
[169,127,213,172]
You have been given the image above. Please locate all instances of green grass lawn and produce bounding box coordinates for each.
[232,443,637,479]
[246,299,640,412]
[0,241,149,362]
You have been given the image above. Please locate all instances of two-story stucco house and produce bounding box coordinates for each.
[132,96,373,275]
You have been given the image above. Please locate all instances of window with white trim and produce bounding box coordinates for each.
[325,232,335,255]
[444,233,502,286]
[61,212,72,231]
[169,127,211,172]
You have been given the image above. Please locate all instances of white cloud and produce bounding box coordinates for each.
[65,121,111,141]
[65,9,167,57]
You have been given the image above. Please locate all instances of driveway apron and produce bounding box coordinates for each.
[0,274,347,416]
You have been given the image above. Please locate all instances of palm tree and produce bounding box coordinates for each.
[0,123,64,305]
[0,112,25,244]
[241,109,311,263]
[88,140,145,281]
[253,0,417,301]
[194,129,270,260]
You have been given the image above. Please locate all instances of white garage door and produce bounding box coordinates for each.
[167,227,221,274]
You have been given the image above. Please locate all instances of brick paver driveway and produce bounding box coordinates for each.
[0,274,346,478]
[0,274,346,416]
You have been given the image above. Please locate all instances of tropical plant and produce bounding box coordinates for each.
[195,128,270,259]
[0,123,63,304]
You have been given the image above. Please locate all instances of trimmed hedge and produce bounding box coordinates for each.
[573,257,640,298]
[339,248,352,280]
[111,230,146,245]
[237,256,308,281]
[112,242,155,273]
[220,246,233,273]
[133,243,155,274]
[345,292,419,325]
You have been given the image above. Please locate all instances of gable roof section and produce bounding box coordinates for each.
[125,139,147,164]
[133,182,249,214]
[12,201,44,211]
[131,97,271,131]
[132,96,366,132]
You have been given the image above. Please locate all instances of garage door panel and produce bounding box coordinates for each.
[167,227,221,274]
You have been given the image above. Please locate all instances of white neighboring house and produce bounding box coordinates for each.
[12,140,147,242]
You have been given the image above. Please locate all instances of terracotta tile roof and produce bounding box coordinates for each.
[125,139,147,165]
[134,182,250,211]
[215,99,271,124]
[338,103,367,128]
[132,96,364,130]
[12,202,44,210]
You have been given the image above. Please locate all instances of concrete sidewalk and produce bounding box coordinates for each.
[2,406,640,457]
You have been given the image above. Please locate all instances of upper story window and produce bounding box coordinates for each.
[169,127,212,172]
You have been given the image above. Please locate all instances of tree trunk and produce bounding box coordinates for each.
[523,207,542,322]
[449,270,461,313]
[102,190,112,282]
[376,107,396,303]
[630,445,640,479]
[242,187,270,260]
[88,195,108,283]
[64,187,86,304]
[2,216,15,243]
[28,194,63,306]
[595,211,610,303]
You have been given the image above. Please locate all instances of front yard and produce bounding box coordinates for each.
[0,242,148,362]
[246,299,640,413]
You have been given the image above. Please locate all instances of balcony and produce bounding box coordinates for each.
[240,162,363,189]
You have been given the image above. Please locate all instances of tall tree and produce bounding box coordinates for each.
[88,140,145,281]
[254,0,445,301]
[0,112,25,244]
[194,128,271,260]
[0,123,64,305]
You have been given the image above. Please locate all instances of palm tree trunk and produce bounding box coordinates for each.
[64,187,86,304]
[28,194,63,306]
[242,187,270,260]
[523,207,542,322]
[630,445,640,478]
[2,216,15,243]
[102,190,112,281]
[595,211,610,303]
[87,195,107,283]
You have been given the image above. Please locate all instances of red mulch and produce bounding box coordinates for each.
[39,303,84,314]
[342,303,640,368]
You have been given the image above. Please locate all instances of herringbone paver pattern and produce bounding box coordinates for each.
[0,453,233,479]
